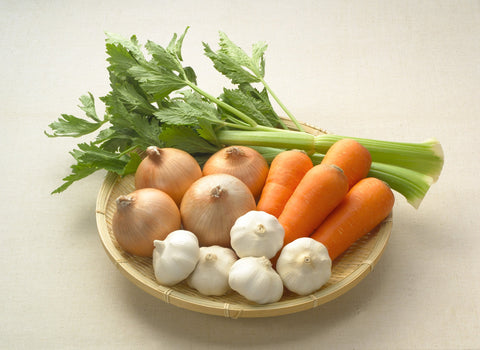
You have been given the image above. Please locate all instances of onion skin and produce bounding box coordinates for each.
[135,146,202,206]
[112,188,181,257]
[180,174,256,248]
[202,146,269,199]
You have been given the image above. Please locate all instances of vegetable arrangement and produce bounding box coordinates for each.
[46,28,444,305]
[110,141,395,303]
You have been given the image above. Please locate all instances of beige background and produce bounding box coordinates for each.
[1,0,479,348]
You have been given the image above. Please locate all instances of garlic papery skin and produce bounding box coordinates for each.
[228,256,284,304]
[276,237,332,296]
[230,211,285,259]
[152,230,200,286]
[187,246,238,296]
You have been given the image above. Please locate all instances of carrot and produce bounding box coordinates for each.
[278,164,349,246]
[310,177,395,261]
[257,150,313,217]
[321,138,372,189]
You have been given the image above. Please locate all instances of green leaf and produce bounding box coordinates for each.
[203,42,259,84]
[251,41,268,77]
[76,143,129,174]
[146,40,184,73]
[51,162,98,194]
[154,93,223,126]
[217,32,259,72]
[128,63,187,101]
[52,142,132,193]
[221,88,273,127]
[105,32,146,63]
[197,118,219,145]
[104,78,157,115]
[203,32,267,85]
[166,26,189,61]
[45,114,104,138]
[103,90,162,149]
[237,84,283,127]
[97,132,134,152]
[78,92,100,122]
[128,117,162,149]
[106,43,139,80]
[45,94,106,138]
[122,152,143,175]
[94,128,133,152]
[183,66,197,84]
[160,126,219,154]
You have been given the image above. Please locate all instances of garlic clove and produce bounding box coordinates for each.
[230,210,285,259]
[152,230,200,286]
[276,237,332,296]
[187,246,238,296]
[228,256,284,304]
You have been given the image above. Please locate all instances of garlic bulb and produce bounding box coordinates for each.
[230,211,284,259]
[228,256,284,304]
[152,230,200,286]
[276,237,332,295]
[187,246,238,296]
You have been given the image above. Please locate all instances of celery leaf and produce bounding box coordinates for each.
[45,93,106,138]
[203,32,267,84]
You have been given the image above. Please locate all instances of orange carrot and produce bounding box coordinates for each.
[257,150,313,217]
[278,164,349,246]
[310,177,395,261]
[321,138,372,189]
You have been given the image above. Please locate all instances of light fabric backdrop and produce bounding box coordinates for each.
[1,0,479,348]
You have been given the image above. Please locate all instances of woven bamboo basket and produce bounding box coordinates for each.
[95,121,393,318]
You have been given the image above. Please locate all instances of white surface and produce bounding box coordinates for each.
[1,0,479,348]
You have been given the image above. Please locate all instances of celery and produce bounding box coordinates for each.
[46,28,444,208]
[217,130,444,182]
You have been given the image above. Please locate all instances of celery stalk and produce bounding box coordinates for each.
[367,163,433,209]
[217,130,315,151]
[217,130,444,181]
[220,132,442,208]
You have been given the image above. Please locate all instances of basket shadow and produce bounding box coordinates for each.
[117,260,387,347]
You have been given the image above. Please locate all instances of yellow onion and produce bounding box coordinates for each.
[202,146,269,198]
[112,188,181,257]
[180,174,256,247]
[135,146,202,206]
